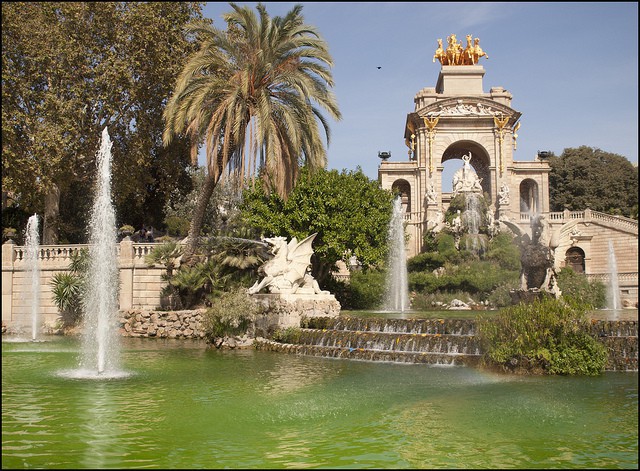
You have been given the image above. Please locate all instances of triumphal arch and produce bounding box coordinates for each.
[379,33,549,255]
[378,34,638,307]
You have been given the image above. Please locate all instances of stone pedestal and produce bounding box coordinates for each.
[252,292,341,333]
[436,65,485,94]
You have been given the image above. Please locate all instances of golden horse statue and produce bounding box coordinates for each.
[472,37,488,64]
[433,38,447,65]
[433,34,489,66]
[462,34,475,65]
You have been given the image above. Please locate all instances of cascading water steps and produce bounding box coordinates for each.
[255,316,484,367]
[254,316,638,370]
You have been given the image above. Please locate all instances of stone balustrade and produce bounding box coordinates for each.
[2,238,167,331]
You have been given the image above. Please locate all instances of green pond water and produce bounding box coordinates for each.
[2,335,637,469]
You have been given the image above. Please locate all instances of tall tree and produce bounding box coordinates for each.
[240,167,394,285]
[2,2,204,243]
[162,3,341,264]
[548,146,638,219]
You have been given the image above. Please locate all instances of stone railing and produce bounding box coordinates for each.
[2,239,167,331]
[587,272,638,285]
[520,209,638,233]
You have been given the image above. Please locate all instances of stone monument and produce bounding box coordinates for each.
[249,233,340,330]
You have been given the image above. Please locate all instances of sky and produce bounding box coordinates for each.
[200,2,638,189]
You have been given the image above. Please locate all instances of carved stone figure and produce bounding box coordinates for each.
[452,152,483,195]
[248,233,318,294]
[498,183,510,206]
[426,183,437,205]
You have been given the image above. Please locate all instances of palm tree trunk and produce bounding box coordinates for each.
[182,172,218,265]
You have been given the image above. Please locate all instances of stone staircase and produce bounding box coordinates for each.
[254,316,638,371]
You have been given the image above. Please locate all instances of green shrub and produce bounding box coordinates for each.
[486,280,521,308]
[556,267,606,308]
[271,326,302,344]
[485,232,521,270]
[203,289,260,341]
[477,297,607,375]
[325,270,384,310]
[407,252,446,272]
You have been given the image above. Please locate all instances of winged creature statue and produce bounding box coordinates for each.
[248,233,319,294]
[501,215,560,296]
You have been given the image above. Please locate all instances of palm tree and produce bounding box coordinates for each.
[163,3,341,264]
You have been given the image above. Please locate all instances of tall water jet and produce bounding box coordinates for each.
[607,240,620,312]
[79,127,122,376]
[25,214,41,341]
[383,196,410,312]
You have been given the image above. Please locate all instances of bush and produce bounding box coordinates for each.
[485,232,521,270]
[325,270,385,310]
[556,267,606,308]
[202,289,260,341]
[271,326,302,344]
[407,252,446,273]
[409,261,519,296]
[477,297,607,375]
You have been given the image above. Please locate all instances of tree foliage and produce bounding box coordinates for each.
[240,167,394,285]
[162,3,341,263]
[2,2,204,242]
[548,146,638,219]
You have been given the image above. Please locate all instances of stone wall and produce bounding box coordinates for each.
[2,239,166,331]
[119,309,206,339]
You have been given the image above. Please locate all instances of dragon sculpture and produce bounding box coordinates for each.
[248,233,324,295]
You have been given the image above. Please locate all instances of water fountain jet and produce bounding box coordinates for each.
[25,214,41,341]
[73,127,126,379]
[383,196,410,312]
[607,240,620,315]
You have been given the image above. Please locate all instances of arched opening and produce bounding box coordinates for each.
[519,179,539,214]
[440,141,491,197]
[391,179,411,213]
[565,247,585,273]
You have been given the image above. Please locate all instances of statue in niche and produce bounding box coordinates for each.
[452,152,483,195]
[248,233,320,295]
